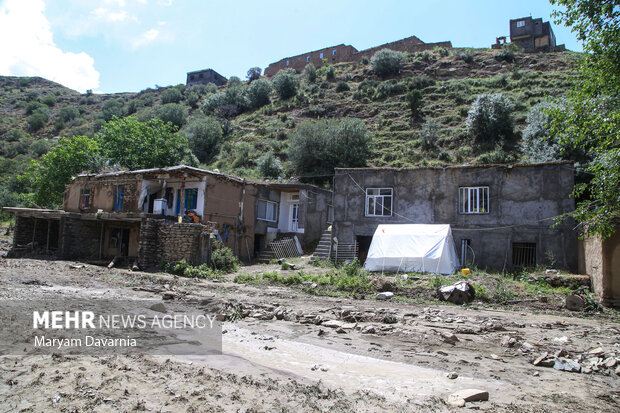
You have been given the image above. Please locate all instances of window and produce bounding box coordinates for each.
[184,188,198,210]
[516,20,525,28]
[79,189,91,209]
[319,52,324,59]
[332,49,336,56]
[114,186,124,211]
[199,73,203,79]
[286,60,289,66]
[512,242,536,268]
[257,199,277,222]
[365,188,393,217]
[306,56,310,62]
[459,186,489,214]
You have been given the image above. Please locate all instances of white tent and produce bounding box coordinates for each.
[363,224,459,275]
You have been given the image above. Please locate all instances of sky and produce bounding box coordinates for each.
[0,0,583,94]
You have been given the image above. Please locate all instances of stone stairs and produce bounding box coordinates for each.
[311,228,332,261]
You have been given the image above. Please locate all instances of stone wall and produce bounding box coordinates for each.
[9,216,60,255]
[59,217,102,259]
[138,218,206,269]
[580,230,620,307]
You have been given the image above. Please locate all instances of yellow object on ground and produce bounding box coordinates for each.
[461,268,471,275]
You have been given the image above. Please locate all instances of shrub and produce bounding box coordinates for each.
[29,139,50,157]
[161,87,183,104]
[164,259,218,279]
[371,49,406,77]
[406,89,424,118]
[456,49,475,63]
[419,117,440,151]
[289,118,371,184]
[335,81,350,92]
[57,106,80,122]
[257,151,283,178]
[157,103,187,128]
[246,78,271,109]
[360,56,369,65]
[6,128,29,142]
[466,93,515,148]
[186,92,200,109]
[521,101,563,162]
[27,112,47,131]
[227,76,242,88]
[205,83,218,94]
[325,66,335,81]
[183,117,223,163]
[101,98,125,121]
[410,76,435,90]
[210,241,241,273]
[41,95,57,107]
[24,101,46,115]
[494,43,518,62]
[433,46,450,57]
[272,69,299,100]
[303,63,317,83]
[246,67,262,82]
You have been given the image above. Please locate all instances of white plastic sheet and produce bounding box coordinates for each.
[364,224,459,275]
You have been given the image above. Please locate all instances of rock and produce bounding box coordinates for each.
[447,371,458,379]
[302,281,313,286]
[533,353,549,366]
[565,295,585,311]
[438,281,475,305]
[553,336,569,344]
[149,303,167,313]
[533,371,540,377]
[588,347,604,355]
[161,292,176,300]
[336,327,347,334]
[361,326,376,334]
[440,332,459,344]
[317,329,326,337]
[216,313,226,321]
[520,342,534,353]
[376,292,394,300]
[553,358,581,373]
[500,336,517,348]
[322,320,344,329]
[604,357,617,369]
[400,274,408,281]
[615,365,620,376]
[545,269,560,275]
[447,389,489,407]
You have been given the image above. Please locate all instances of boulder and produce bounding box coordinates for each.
[438,281,475,304]
[565,295,585,311]
[376,292,394,301]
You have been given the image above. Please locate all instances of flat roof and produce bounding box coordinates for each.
[76,165,245,183]
[335,160,574,173]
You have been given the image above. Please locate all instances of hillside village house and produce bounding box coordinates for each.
[330,162,578,272]
[5,166,331,268]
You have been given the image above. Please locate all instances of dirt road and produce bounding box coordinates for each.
[0,257,618,412]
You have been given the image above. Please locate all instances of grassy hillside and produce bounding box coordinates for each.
[0,47,580,211]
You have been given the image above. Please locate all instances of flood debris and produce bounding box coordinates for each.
[437,281,475,305]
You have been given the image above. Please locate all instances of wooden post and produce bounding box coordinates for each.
[46,220,51,254]
[32,217,37,250]
[99,222,104,260]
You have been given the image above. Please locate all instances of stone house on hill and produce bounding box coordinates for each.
[186,69,227,87]
[5,166,331,269]
[263,35,452,77]
[330,162,578,272]
[509,17,565,52]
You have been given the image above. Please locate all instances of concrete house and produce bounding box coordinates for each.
[186,69,227,87]
[509,16,565,52]
[6,166,331,268]
[331,162,578,272]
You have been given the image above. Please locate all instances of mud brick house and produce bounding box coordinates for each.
[5,166,331,269]
[330,162,578,271]
[264,35,452,77]
[509,16,565,52]
[186,68,227,87]
[579,224,620,307]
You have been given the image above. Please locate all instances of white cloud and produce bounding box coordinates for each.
[131,28,159,49]
[92,7,128,22]
[0,0,99,92]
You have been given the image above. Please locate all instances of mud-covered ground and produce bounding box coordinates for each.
[0,256,619,412]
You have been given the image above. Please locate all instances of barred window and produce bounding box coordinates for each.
[516,20,525,28]
[459,186,489,214]
[366,188,393,217]
[79,189,90,209]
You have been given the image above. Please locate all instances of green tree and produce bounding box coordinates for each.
[303,63,317,83]
[257,151,283,178]
[157,103,187,128]
[370,49,406,77]
[418,117,440,152]
[161,87,183,104]
[288,118,371,184]
[182,117,223,163]
[549,0,620,238]
[21,136,103,207]
[27,112,47,132]
[521,101,563,162]
[246,78,271,109]
[101,98,125,121]
[246,67,262,82]
[466,93,515,148]
[272,69,299,100]
[227,76,242,88]
[97,116,190,170]
[406,89,424,119]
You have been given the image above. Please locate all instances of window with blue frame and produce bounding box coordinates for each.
[185,188,198,210]
[114,185,124,211]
